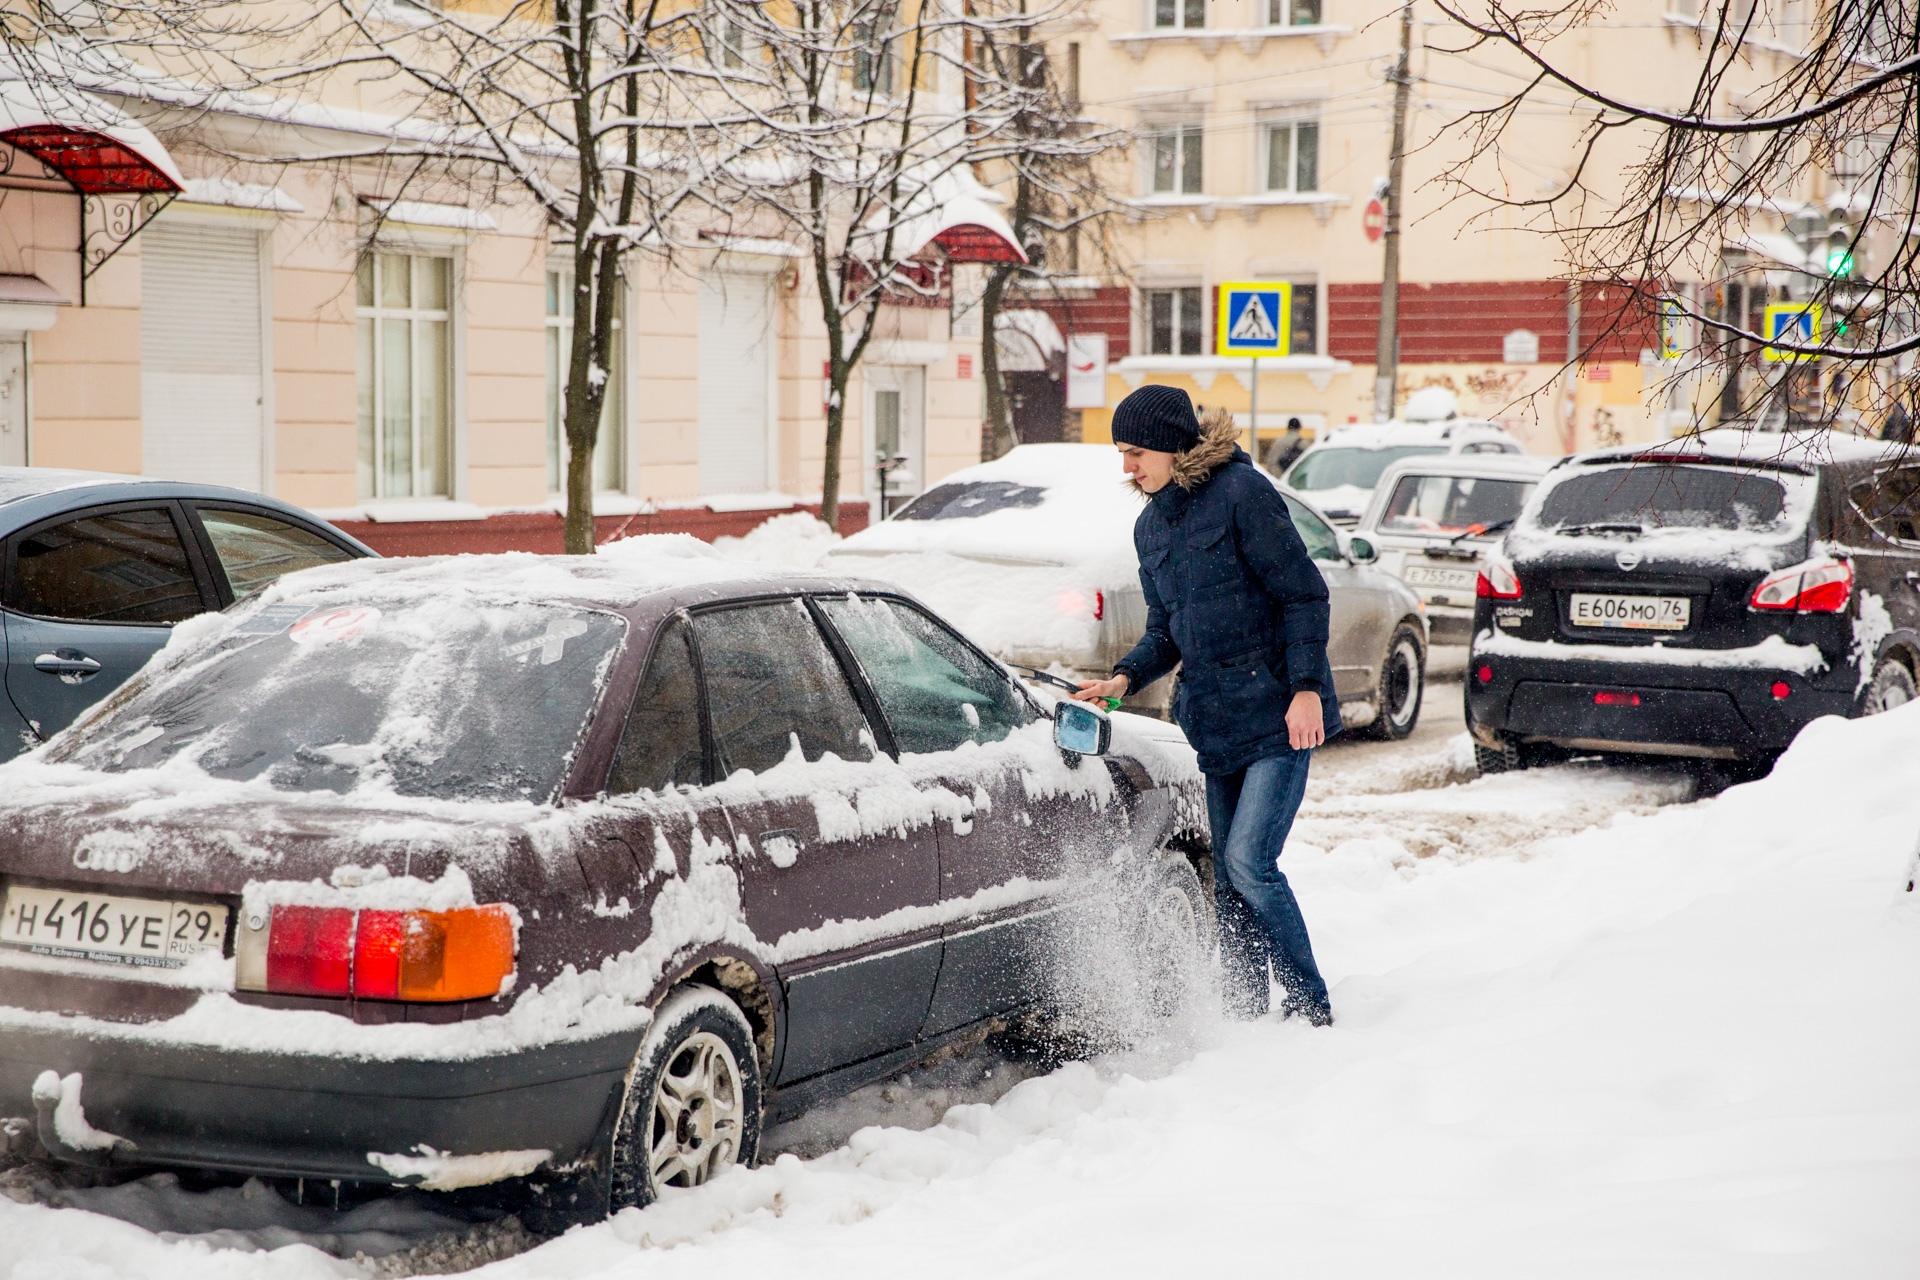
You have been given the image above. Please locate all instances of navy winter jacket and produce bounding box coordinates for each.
[1113,444,1342,774]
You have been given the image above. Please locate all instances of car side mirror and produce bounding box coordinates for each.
[1345,533,1379,565]
[1053,701,1111,757]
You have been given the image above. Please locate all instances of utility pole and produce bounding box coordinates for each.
[1372,0,1413,422]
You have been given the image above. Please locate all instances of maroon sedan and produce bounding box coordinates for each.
[0,547,1208,1223]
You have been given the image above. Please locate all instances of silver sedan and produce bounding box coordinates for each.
[819,444,1430,740]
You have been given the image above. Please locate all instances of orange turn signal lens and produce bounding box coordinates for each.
[392,905,517,1002]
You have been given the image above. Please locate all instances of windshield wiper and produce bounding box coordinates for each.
[1448,518,1514,546]
[1555,521,1646,536]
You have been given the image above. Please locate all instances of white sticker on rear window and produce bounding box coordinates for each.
[229,603,313,637]
[503,617,591,666]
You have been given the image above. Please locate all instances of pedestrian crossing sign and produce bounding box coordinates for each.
[1216,281,1292,358]
[1761,302,1822,364]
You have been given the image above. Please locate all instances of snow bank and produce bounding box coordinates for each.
[12,707,1920,1276]
[708,511,842,568]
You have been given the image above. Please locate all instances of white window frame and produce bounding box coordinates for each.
[1262,117,1321,193]
[1266,0,1322,25]
[1141,284,1206,357]
[852,10,898,96]
[545,263,630,496]
[1149,0,1205,31]
[356,251,457,501]
[1147,125,1204,195]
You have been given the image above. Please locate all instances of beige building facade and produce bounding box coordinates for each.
[1015,0,1911,456]
[0,68,1003,552]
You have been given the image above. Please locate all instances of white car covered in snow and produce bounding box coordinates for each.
[822,444,1431,737]
[1280,419,1526,527]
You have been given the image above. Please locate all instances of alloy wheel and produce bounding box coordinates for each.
[648,1031,745,1191]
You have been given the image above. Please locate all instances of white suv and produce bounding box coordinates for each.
[1279,419,1525,526]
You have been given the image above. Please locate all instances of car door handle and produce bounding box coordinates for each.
[33,651,102,682]
[757,828,804,865]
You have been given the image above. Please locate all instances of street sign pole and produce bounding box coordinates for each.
[1249,357,1260,458]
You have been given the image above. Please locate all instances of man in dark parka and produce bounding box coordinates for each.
[1074,384,1340,1025]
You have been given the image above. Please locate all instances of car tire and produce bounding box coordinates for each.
[1359,622,1425,741]
[1856,657,1917,717]
[1137,851,1216,1017]
[1472,732,1561,774]
[606,984,763,1215]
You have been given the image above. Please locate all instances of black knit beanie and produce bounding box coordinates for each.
[1111,384,1201,454]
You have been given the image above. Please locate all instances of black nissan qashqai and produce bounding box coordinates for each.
[1466,429,1920,776]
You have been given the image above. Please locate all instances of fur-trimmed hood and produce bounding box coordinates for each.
[1129,407,1244,496]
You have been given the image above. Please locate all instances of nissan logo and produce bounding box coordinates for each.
[1615,549,1643,571]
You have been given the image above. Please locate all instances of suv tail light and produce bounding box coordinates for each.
[1748,556,1853,614]
[1055,588,1105,621]
[1476,552,1523,601]
[237,903,516,1002]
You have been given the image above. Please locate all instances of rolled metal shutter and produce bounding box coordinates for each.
[140,222,265,490]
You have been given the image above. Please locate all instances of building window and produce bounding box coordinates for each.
[1267,0,1321,23]
[546,267,626,494]
[708,12,753,68]
[1264,119,1320,192]
[853,13,896,94]
[1150,126,1204,194]
[1152,0,1205,30]
[1288,281,1319,355]
[1145,286,1204,356]
[356,252,452,500]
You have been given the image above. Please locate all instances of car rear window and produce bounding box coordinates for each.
[894,480,1047,520]
[1530,464,1805,534]
[1287,445,1446,492]
[1377,475,1533,536]
[53,599,625,802]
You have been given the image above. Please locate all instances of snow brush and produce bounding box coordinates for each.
[1014,665,1121,711]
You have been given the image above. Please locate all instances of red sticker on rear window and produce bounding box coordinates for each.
[289,606,381,646]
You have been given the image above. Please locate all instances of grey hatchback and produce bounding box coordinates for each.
[0,470,373,755]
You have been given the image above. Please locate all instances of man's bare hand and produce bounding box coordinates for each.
[1287,690,1325,750]
[1072,674,1130,704]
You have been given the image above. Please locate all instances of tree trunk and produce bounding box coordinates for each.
[980,267,1016,458]
[820,366,847,531]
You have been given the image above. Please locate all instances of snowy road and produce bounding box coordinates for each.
[8,687,1920,1278]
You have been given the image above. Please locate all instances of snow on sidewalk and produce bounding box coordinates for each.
[6,709,1920,1277]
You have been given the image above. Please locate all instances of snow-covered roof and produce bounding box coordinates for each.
[0,70,183,194]
[858,167,1027,266]
[996,309,1065,357]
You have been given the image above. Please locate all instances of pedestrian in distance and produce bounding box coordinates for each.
[1073,384,1342,1026]
[1263,415,1307,473]
[1881,397,1913,445]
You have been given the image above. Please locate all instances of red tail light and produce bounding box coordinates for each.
[241,903,517,1002]
[1593,690,1642,707]
[1476,553,1523,601]
[1056,588,1105,621]
[1749,556,1852,614]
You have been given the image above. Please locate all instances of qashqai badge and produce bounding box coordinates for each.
[1615,549,1643,571]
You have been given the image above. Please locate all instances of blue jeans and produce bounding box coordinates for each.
[1204,752,1329,1019]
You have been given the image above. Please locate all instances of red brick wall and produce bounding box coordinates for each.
[1020,287,1133,361]
[334,500,869,557]
[1328,280,1658,364]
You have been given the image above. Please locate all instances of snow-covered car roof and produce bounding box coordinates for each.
[1372,452,1554,484]
[1311,418,1519,450]
[826,443,1141,567]
[0,466,162,505]
[255,535,835,611]
[1571,429,1912,475]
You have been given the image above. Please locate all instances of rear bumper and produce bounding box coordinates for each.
[0,1016,634,1185]
[1464,642,1853,759]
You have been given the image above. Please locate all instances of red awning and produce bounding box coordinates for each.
[932,222,1026,265]
[0,78,183,195]
[860,169,1028,267]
